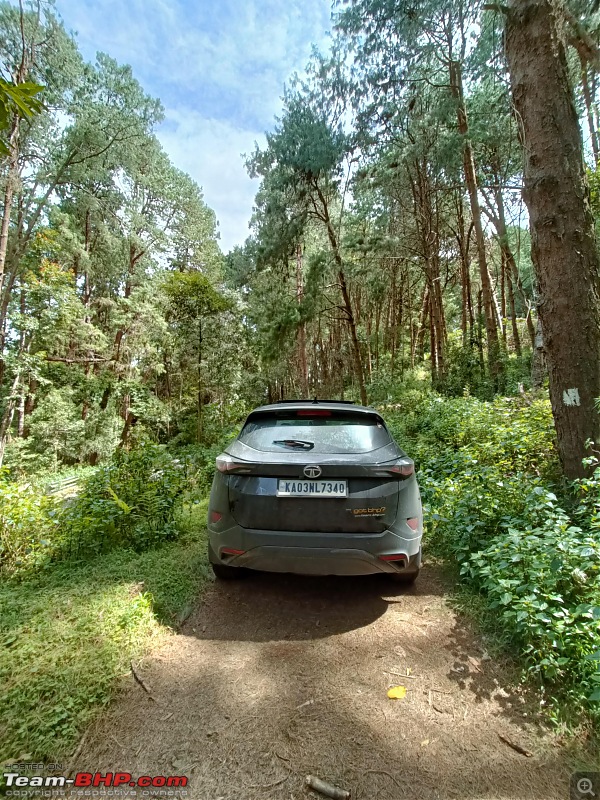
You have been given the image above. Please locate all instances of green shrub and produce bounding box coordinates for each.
[0,474,62,576]
[464,510,600,719]
[61,444,189,559]
[383,387,600,726]
[171,426,239,496]
[384,391,558,479]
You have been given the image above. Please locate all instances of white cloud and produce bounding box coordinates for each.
[158,110,265,252]
[52,0,332,250]
[55,0,331,128]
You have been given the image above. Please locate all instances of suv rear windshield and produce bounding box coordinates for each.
[238,410,393,454]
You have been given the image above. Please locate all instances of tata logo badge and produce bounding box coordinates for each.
[303,465,322,478]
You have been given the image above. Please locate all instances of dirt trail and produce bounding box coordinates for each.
[75,565,573,799]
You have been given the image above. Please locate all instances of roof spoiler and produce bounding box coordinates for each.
[274,398,357,405]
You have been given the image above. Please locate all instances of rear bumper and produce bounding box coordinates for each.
[208,523,422,576]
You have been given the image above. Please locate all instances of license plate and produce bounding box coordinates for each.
[277,479,347,498]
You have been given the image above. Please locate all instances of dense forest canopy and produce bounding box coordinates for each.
[0,0,599,479]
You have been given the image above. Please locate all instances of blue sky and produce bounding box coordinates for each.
[53,0,332,252]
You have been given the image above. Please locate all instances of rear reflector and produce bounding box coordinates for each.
[210,511,223,523]
[221,548,245,556]
[379,553,408,563]
[406,517,419,531]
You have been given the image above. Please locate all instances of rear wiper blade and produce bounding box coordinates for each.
[272,439,315,450]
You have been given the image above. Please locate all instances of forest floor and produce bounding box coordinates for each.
[72,564,583,800]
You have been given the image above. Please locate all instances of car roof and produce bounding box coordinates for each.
[248,401,380,415]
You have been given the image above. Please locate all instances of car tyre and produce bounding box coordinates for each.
[389,547,421,585]
[389,569,419,585]
[209,543,248,580]
[211,562,247,580]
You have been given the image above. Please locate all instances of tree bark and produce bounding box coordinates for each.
[0,371,20,467]
[506,266,522,357]
[455,195,474,346]
[314,183,367,405]
[410,159,446,384]
[506,0,600,478]
[449,60,503,382]
[296,243,309,397]
[484,173,537,348]
[0,116,20,299]
[531,315,546,389]
[580,58,599,167]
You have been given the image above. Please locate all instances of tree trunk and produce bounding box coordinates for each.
[338,268,367,405]
[296,244,309,397]
[449,60,502,382]
[506,0,600,478]
[531,315,546,389]
[487,173,537,348]
[314,183,367,405]
[410,159,446,382]
[500,252,507,346]
[580,58,599,167]
[456,196,474,346]
[506,266,522,357]
[119,411,137,449]
[0,116,20,300]
[0,371,20,467]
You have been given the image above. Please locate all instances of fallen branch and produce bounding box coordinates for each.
[306,775,350,799]
[498,733,533,757]
[385,670,417,679]
[130,660,155,700]
[66,730,89,778]
[246,773,289,790]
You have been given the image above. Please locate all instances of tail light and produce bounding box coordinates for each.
[210,511,222,523]
[388,459,414,477]
[216,454,251,473]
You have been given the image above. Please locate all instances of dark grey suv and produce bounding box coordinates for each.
[207,400,423,583]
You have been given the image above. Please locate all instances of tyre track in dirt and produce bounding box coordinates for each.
[74,565,573,799]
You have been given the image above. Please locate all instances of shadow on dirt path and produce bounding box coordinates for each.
[74,564,574,799]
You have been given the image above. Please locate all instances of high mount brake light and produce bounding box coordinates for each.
[215,455,250,473]
[296,410,332,416]
[389,459,415,477]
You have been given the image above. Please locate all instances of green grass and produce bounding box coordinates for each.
[0,500,210,763]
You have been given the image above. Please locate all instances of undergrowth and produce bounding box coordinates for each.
[0,501,210,762]
[384,391,600,731]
